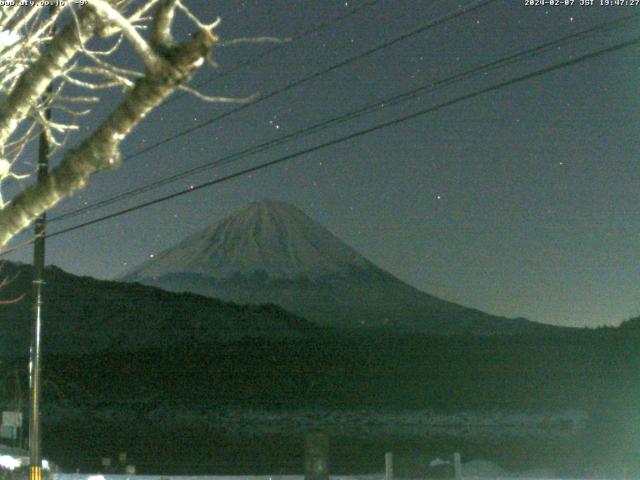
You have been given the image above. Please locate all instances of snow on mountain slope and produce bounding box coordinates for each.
[125,200,377,281]
[123,200,558,335]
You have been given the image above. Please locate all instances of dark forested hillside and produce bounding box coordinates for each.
[26,331,638,410]
[0,262,321,356]
[1,316,639,475]
[2,259,640,476]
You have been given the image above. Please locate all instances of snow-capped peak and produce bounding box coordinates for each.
[125,200,376,281]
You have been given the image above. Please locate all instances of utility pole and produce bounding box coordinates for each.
[29,8,54,480]
[29,103,50,480]
[29,118,49,480]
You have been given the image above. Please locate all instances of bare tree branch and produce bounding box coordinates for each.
[0,261,25,304]
[86,0,162,71]
[151,0,178,49]
[177,84,258,103]
[0,0,247,251]
[220,36,291,47]
[0,6,98,150]
[0,16,218,246]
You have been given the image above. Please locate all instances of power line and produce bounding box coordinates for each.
[43,0,390,167]
[163,0,387,106]
[117,0,500,163]
[46,0,511,223]
[49,12,640,223]
[32,35,640,247]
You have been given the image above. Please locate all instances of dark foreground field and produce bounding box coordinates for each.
[43,422,590,477]
[3,329,640,477]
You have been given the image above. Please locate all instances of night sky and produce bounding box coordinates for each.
[3,0,640,328]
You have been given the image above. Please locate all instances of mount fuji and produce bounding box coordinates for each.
[122,200,556,335]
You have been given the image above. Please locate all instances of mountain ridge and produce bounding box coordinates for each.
[123,200,568,335]
[0,261,322,356]
[124,200,381,281]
